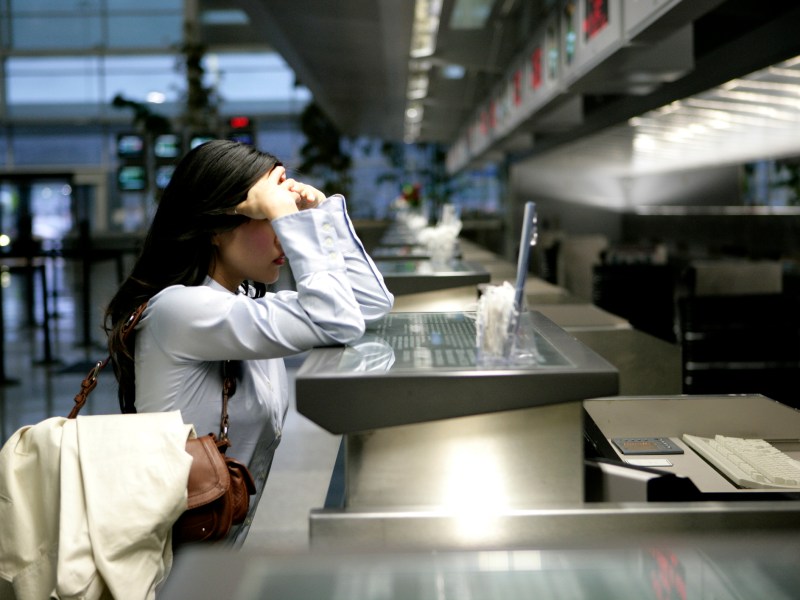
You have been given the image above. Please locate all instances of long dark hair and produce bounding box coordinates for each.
[105,139,281,413]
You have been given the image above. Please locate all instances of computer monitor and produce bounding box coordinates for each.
[227,131,255,146]
[154,134,182,159]
[155,165,176,189]
[117,165,147,191]
[189,133,217,149]
[116,133,145,160]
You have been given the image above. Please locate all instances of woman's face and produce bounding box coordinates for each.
[209,175,287,292]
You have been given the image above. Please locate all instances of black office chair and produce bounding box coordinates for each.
[592,263,678,343]
[678,293,800,408]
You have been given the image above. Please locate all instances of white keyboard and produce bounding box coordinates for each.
[682,433,800,490]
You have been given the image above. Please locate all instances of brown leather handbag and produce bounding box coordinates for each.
[170,362,256,545]
[68,303,256,546]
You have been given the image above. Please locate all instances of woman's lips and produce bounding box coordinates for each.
[274,255,286,266]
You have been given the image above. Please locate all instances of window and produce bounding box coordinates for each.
[6,0,182,51]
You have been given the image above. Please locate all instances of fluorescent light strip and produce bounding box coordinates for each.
[711,89,800,112]
[723,78,800,94]
[766,66,800,79]
[685,98,797,122]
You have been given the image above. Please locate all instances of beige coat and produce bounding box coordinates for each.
[0,411,193,600]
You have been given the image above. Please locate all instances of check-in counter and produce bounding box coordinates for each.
[381,233,680,403]
[293,306,625,549]
[386,241,680,397]
[571,328,682,396]
[372,243,463,261]
[372,245,434,260]
[376,259,491,295]
[293,236,800,554]
[161,234,800,593]
[377,223,423,247]
[390,277,572,313]
[302,394,800,552]
[295,311,618,433]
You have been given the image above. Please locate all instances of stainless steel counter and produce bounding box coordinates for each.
[309,501,800,551]
[310,395,800,551]
[571,328,682,396]
[296,239,799,555]
[341,401,585,510]
[377,259,491,295]
[295,311,618,433]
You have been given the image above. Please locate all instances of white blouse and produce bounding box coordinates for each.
[133,195,393,470]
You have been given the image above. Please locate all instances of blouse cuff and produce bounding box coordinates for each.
[318,194,362,255]
[272,209,346,276]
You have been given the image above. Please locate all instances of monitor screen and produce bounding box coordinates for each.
[154,134,182,159]
[117,165,147,191]
[227,131,254,146]
[155,165,175,189]
[116,133,145,160]
[189,133,217,149]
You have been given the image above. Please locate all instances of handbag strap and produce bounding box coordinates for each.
[68,302,146,419]
[68,302,235,443]
[220,359,235,443]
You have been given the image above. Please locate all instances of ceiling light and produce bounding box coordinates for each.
[714,89,800,111]
[724,78,800,95]
[687,98,792,121]
[768,66,800,79]
[410,0,443,58]
[146,91,166,104]
[442,64,466,79]
[407,72,430,100]
[406,103,424,122]
[405,0,442,135]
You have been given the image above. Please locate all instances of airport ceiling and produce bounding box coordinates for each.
[200,0,800,165]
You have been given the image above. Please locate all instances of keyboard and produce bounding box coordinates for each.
[682,433,800,490]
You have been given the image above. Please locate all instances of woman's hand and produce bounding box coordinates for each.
[233,166,300,220]
[284,179,326,210]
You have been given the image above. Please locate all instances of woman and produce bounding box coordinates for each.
[104,140,393,542]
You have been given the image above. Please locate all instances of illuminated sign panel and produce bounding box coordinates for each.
[584,0,609,40]
[532,47,543,90]
[562,1,578,68]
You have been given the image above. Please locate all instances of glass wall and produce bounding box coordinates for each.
[0,0,498,234]
[2,0,183,51]
[0,0,315,233]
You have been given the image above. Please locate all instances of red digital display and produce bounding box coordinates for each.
[531,47,542,90]
[229,116,251,129]
[647,548,686,600]
[584,0,609,41]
